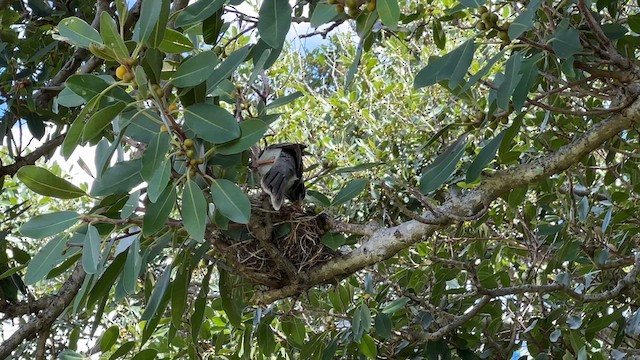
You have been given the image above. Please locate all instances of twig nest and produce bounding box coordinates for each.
[213,195,336,288]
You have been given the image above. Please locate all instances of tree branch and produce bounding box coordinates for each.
[251,92,640,304]
[0,134,65,177]
[0,264,85,359]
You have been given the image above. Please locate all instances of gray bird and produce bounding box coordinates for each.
[255,143,306,210]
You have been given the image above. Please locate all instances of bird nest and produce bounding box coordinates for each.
[212,196,337,288]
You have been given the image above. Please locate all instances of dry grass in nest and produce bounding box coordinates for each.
[214,196,337,288]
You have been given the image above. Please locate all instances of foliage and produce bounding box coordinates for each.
[1,0,640,359]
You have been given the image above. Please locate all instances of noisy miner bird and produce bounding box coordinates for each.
[255,143,306,211]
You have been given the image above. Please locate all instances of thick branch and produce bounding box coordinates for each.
[251,92,640,304]
[0,264,85,359]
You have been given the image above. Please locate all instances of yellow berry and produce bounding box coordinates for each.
[160,124,168,132]
[498,31,509,41]
[475,21,486,30]
[196,158,204,164]
[168,103,178,113]
[190,159,198,166]
[186,149,195,158]
[122,71,134,82]
[184,138,194,148]
[367,0,376,11]
[115,65,127,80]
[478,5,488,14]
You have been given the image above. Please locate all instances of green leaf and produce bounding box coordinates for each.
[192,265,212,343]
[265,91,304,110]
[382,296,410,314]
[375,313,392,338]
[66,74,132,104]
[141,264,171,321]
[219,269,243,327]
[496,52,523,110]
[432,20,446,50]
[57,86,86,108]
[58,350,85,360]
[551,28,583,59]
[131,349,158,360]
[121,190,141,219]
[109,341,135,360]
[321,233,346,251]
[414,40,476,88]
[282,316,306,346]
[459,0,484,7]
[62,100,97,159]
[419,135,467,194]
[182,180,208,241]
[352,303,372,343]
[206,45,251,92]
[377,0,400,30]
[141,132,170,181]
[449,40,476,88]
[100,12,129,60]
[258,0,291,49]
[25,235,68,285]
[57,17,102,48]
[158,28,194,53]
[122,236,141,294]
[310,3,341,28]
[184,103,240,144]
[466,130,507,183]
[216,119,268,155]
[172,51,219,88]
[147,0,169,48]
[134,0,163,45]
[509,0,542,40]
[210,179,251,224]
[143,185,176,235]
[147,160,171,203]
[602,207,613,233]
[20,211,79,239]
[16,165,86,199]
[629,14,640,33]
[82,102,127,142]
[123,109,162,144]
[512,54,542,111]
[257,319,276,355]
[345,39,364,90]
[171,267,189,327]
[174,0,226,28]
[91,159,144,196]
[87,252,127,308]
[82,225,101,274]
[358,334,377,359]
[332,179,369,206]
[459,51,505,94]
[98,325,119,352]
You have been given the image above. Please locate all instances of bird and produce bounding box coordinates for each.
[255,143,306,211]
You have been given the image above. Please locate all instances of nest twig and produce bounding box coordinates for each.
[211,195,337,289]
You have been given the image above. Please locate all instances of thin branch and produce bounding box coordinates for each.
[0,134,65,177]
[412,295,492,341]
